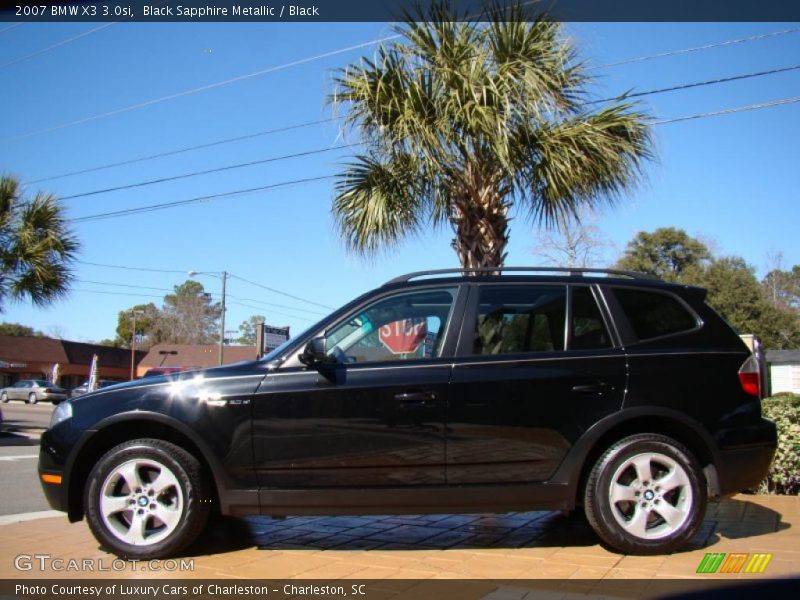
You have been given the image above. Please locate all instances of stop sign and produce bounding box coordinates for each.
[379,318,428,354]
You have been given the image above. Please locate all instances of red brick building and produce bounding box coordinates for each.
[0,335,146,389]
[136,343,257,377]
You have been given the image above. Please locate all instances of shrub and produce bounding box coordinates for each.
[758,394,800,495]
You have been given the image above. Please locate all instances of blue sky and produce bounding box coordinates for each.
[1,21,798,342]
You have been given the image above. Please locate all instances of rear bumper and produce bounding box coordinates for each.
[715,418,778,496]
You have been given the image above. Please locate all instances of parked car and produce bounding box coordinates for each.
[2,380,68,404]
[38,267,777,558]
[70,380,120,399]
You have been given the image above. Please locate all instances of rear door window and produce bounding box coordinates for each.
[613,288,698,341]
[473,286,567,355]
[571,287,612,350]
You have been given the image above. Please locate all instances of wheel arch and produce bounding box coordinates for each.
[554,408,720,509]
[65,412,225,522]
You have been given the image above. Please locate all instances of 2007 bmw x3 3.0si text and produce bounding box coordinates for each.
[39,267,777,558]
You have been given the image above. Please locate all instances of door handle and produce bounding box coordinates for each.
[394,391,436,407]
[572,382,613,394]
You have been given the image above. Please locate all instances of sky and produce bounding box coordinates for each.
[0,20,798,343]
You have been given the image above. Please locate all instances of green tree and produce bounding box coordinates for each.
[159,280,221,344]
[114,303,161,349]
[0,321,44,336]
[236,315,265,345]
[331,1,652,269]
[0,175,79,309]
[616,228,800,350]
[615,227,710,282]
[763,265,800,310]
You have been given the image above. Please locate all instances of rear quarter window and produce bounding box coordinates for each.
[613,288,698,341]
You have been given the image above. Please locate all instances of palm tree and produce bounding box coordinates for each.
[0,175,79,310]
[331,1,653,269]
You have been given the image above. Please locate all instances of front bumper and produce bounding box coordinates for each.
[715,417,778,496]
[38,425,72,514]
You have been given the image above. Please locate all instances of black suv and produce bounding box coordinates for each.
[39,267,776,558]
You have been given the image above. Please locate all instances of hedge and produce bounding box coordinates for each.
[758,393,800,495]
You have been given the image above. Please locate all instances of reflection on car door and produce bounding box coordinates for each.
[252,286,464,489]
[447,284,627,484]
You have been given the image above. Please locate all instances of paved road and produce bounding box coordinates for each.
[1,401,53,433]
[0,402,53,515]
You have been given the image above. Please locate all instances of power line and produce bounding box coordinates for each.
[10,26,798,144]
[589,63,800,105]
[588,27,800,71]
[69,174,334,223]
[60,144,357,200]
[5,35,400,142]
[18,27,800,185]
[227,300,316,323]
[229,274,334,310]
[76,260,187,274]
[26,119,334,184]
[0,23,23,34]
[0,23,114,69]
[651,95,800,125]
[64,93,800,224]
[76,278,327,316]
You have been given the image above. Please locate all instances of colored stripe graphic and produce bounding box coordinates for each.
[697,552,772,574]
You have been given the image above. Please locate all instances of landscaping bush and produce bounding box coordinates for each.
[758,393,800,495]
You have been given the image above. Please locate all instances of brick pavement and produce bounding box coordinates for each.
[0,494,797,589]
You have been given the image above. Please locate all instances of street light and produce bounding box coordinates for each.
[188,270,227,366]
[130,309,144,380]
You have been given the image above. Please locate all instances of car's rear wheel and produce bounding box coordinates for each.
[584,433,706,555]
[27,393,37,404]
[0,392,8,403]
[84,439,210,559]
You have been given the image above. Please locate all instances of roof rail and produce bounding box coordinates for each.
[384,266,660,285]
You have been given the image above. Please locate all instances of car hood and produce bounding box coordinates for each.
[70,360,266,407]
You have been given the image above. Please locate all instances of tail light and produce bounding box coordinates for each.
[738,355,761,397]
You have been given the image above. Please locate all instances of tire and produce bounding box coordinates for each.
[1,393,8,403]
[27,393,38,404]
[84,438,211,559]
[584,433,706,555]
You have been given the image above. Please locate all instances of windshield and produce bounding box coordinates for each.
[260,321,321,362]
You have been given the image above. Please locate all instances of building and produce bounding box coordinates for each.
[0,335,145,389]
[136,343,258,377]
[766,350,800,395]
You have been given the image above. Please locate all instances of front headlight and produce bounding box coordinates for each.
[50,401,73,428]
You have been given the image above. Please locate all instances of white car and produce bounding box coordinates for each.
[0,380,68,404]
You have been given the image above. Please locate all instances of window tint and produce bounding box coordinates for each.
[571,287,611,350]
[473,286,566,355]
[614,288,697,341]
[326,288,456,363]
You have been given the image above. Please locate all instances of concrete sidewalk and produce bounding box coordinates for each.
[1,494,797,583]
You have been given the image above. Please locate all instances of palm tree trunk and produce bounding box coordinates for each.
[450,185,510,271]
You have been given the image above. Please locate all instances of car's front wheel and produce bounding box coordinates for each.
[584,433,706,555]
[84,439,211,559]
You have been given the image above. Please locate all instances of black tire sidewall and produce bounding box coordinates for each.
[586,435,706,555]
[1,393,7,402]
[84,439,208,559]
[27,393,37,404]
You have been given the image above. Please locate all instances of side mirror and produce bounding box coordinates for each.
[299,336,327,366]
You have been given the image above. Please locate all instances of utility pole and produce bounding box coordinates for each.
[219,271,227,366]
